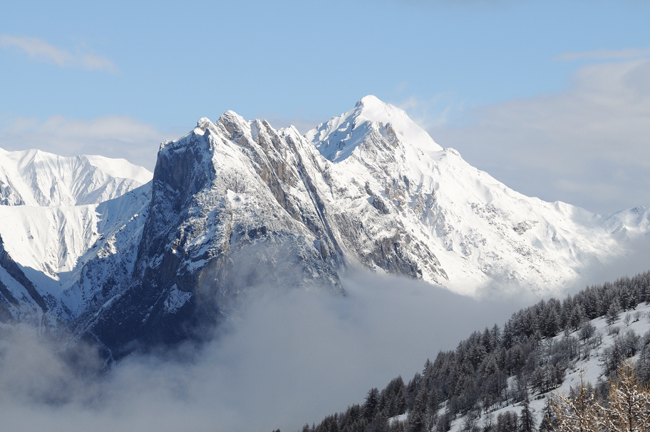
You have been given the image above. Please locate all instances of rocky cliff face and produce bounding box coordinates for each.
[0,235,48,325]
[82,112,347,358]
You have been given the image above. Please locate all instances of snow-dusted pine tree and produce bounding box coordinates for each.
[520,394,537,432]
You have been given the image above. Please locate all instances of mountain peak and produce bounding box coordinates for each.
[196,117,212,128]
[3,98,650,358]
[353,94,403,120]
[355,94,385,109]
[306,95,443,162]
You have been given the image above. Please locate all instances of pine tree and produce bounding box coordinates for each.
[519,393,536,432]
[538,397,557,432]
[606,300,622,326]
[407,385,428,432]
[635,343,650,385]
[545,309,560,337]
[364,388,381,421]
[569,305,586,331]
[496,411,519,432]
[435,412,452,432]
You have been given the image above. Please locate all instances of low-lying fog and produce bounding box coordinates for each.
[0,269,528,432]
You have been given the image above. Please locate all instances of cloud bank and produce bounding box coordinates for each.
[0,270,524,432]
[426,57,650,215]
[0,35,118,74]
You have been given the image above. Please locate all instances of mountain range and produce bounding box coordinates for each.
[0,95,648,357]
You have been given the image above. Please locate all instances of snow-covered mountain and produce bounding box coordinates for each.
[0,151,151,327]
[0,148,151,206]
[0,96,648,356]
[304,96,647,295]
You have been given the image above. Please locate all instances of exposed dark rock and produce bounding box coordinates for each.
[0,235,47,312]
[371,196,390,215]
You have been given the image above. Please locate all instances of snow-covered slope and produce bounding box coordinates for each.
[440,302,650,432]
[306,96,637,296]
[0,148,152,206]
[0,148,151,326]
[0,184,150,322]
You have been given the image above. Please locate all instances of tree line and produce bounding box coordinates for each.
[290,270,650,432]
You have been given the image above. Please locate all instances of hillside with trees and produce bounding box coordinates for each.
[295,271,650,432]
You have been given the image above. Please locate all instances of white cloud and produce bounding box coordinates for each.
[0,115,173,171]
[0,34,118,73]
[0,262,644,432]
[425,57,650,215]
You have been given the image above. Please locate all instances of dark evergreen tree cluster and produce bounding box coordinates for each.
[299,271,650,432]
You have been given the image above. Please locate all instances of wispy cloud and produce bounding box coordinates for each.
[554,47,650,61]
[0,115,173,170]
[0,35,118,73]
[396,93,462,129]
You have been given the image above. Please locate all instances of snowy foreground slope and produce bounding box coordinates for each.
[0,96,649,356]
[442,304,650,432]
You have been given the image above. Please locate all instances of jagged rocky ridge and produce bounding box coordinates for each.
[0,96,649,357]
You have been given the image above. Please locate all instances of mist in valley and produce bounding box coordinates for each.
[0,269,527,432]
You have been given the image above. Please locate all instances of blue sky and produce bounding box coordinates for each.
[1,0,649,214]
